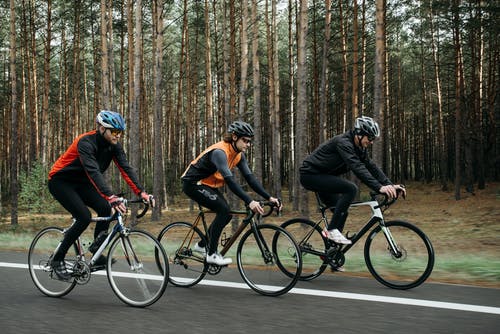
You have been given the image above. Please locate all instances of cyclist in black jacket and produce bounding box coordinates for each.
[47,110,154,281]
[300,116,406,247]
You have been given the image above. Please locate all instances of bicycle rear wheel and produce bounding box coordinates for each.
[279,218,328,281]
[237,224,302,296]
[157,222,207,287]
[365,220,434,289]
[107,229,168,307]
[28,227,78,297]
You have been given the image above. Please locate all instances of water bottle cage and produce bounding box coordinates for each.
[220,232,231,247]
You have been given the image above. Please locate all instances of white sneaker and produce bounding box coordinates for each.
[330,264,346,272]
[206,252,232,266]
[322,229,352,245]
[192,242,206,255]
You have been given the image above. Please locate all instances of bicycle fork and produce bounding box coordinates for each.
[249,223,274,264]
[379,224,403,258]
[367,203,403,258]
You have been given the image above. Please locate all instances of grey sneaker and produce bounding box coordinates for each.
[206,252,232,266]
[192,242,207,255]
[50,260,72,282]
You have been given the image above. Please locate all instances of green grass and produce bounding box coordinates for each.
[2,230,499,288]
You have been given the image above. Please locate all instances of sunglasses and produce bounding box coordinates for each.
[240,137,252,144]
[109,129,124,136]
[367,135,376,142]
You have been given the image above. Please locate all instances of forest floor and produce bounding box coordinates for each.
[2,181,499,288]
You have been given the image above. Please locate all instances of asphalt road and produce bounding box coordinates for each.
[1,250,499,334]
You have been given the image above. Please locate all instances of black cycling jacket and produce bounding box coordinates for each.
[299,130,392,191]
[48,130,144,200]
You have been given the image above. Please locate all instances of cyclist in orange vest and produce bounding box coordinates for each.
[182,121,281,265]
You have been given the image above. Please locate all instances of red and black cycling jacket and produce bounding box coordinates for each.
[48,130,144,200]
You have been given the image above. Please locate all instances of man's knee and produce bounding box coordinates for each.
[345,182,359,200]
[94,200,112,217]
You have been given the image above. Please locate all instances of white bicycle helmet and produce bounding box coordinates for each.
[96,110,126,131]
[354,116,380,139]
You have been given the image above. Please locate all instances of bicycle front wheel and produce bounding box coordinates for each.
[28,227,78,297]
[107,229,168,307]
[365,220,435,290]
[157,222,207,287]
[237,224,302,296]
[280,218,328,281]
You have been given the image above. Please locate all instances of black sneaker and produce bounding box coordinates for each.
[50,260,72,281]
[93,254,108,267]
[91,254,116,270]
[88,231,108,253]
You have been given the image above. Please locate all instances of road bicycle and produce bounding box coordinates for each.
[156,201,302,297]
[278,189,434,289]
[28,198,169,307]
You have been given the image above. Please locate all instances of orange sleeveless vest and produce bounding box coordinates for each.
[185,141,242,188]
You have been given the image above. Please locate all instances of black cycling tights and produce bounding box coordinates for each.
[300,174,358,232]
[182,181,232,256]
[48,178,112,261]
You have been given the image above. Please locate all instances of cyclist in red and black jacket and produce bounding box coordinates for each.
[48,110,154,281]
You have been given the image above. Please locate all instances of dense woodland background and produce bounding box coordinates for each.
[0,0,498,225]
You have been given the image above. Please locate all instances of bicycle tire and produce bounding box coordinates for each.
[364,220,435,290]
[157,222,207,287]
[107,229,169,307]
[28,227,78,297]
[279,218,329,281]
[237,224,302,296]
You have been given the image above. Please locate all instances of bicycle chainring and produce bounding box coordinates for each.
[72,260,91,285]
[207,264,222,275]
[325,245,345,268]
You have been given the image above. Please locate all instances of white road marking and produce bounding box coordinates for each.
[5,261,499,315]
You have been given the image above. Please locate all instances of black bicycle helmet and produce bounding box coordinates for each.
[96,110,126,131]
[228,121,254,137]
[354,116,380,139]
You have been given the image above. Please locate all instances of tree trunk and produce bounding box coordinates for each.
[429,0,448,190]
[204,0,214,144]
[453,0,463,200]
[271,0,281,196]
[229,0,237,121]
[339,0,349,130]
[296,0,308,216]
[151,0,164,220]
[352,0,359,120]
[10,0,18,226]
[360,0,367,115]
[475,4,485,190]
[373,0,386,166]
[239,0,249,119]
[130,0,143,224]
[40,0,52,165]
[319,0,332,144]
[251,0,263,181]
[100,0,111,109]
[288,0,296,207]
[72,1,82,135]
[176,0,187,172]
